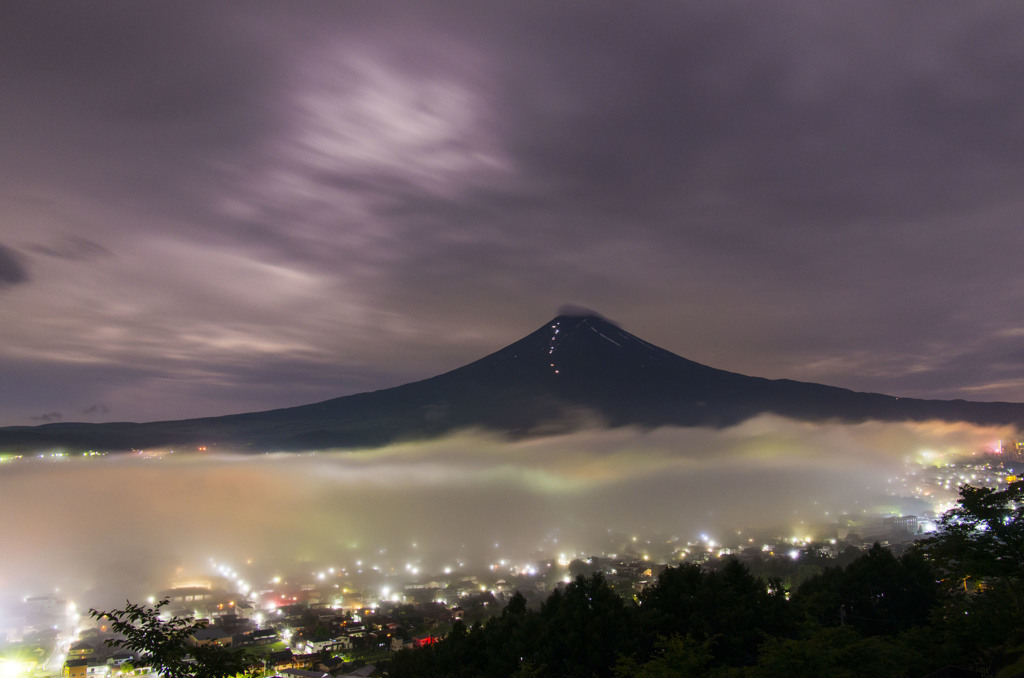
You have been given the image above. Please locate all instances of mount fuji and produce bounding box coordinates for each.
[2,312,1023,453]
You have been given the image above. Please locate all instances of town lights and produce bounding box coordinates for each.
[0,660,29,678]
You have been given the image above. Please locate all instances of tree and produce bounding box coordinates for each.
[751,626,922,678]
[794,544,940,635]
[613,635,714,678]
[912,481,1024,674]
[916,480,1024,587]
[636,559,791,666]
[89,599,255,678]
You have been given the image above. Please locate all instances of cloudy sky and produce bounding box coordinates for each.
[3,1,1024,427]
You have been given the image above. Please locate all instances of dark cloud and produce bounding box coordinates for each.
[556,304,613,322]
[81,404,110,416]
[0,244,29,287]
[0,1,291,218]
[31,412,62,423]
[28,235,112,261]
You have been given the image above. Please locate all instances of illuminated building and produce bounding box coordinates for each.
[62,659,88,678]
[159,587,213,604]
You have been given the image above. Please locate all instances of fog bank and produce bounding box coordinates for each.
[0,415,1010,612]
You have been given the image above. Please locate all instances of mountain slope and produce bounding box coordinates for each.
[2,313,1023,453]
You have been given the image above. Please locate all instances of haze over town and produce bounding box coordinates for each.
[0,416,1013,616]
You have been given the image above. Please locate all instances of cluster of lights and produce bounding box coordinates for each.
[2,450,104,464]
[133,448,172,459]
[548,323,562,374]
[0,659,35,678]
[210,560,250,596]
[36,451,68,462]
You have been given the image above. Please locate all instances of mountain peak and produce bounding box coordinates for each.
[555,304,617,325]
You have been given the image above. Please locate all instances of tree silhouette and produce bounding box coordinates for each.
[89,599,254,678]
[916,480,1024,587]
[795,544,940,635]
[636,559,791,665]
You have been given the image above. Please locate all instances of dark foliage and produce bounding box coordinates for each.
[794,543,941,635]
[912,481,1024,675]
[88,599,255,678]
[635,558,792,666]
[391,564,791,677]
[916,481,1024,585]
[390,575,633,678]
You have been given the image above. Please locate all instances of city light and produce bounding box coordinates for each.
[0,660,30,678]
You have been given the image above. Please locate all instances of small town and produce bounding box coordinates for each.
[1,443,1020,677]
[3,547,887,678]
[0,517,971,678]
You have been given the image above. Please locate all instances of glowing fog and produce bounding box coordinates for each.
[0,415,1010,614]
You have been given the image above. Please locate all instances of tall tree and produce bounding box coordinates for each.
[636,558,791,667]
[795,544,940,635]
[532,573,633,678]
[916,480,1024,587]
[913,481,1024,675]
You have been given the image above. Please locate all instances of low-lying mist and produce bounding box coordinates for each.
[1,415,1011,614]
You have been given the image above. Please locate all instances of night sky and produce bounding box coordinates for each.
[3,2,1024,427]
